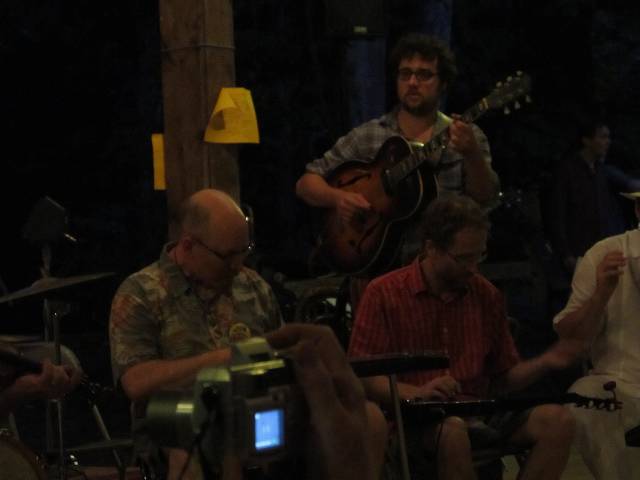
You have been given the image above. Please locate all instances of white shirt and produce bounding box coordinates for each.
[554,229,640,390]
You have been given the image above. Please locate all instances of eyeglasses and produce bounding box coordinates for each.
[445,250,488,267]
[397,68,439,82]
[193,237,255,261]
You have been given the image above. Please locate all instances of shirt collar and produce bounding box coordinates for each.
[407,257,430,295]
[158,242,192,298]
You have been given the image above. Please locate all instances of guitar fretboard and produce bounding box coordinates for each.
[385,99,489,191]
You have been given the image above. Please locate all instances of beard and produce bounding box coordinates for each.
[400,94,438,116]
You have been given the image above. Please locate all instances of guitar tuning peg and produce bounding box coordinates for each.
[496,81,502,87]
[507,76,513,81]
[516,70,523,76]
[514,101,521,110]
[525,95,532,103]
[504,106,511,115]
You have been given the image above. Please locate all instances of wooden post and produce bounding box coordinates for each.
[159,0,238,238]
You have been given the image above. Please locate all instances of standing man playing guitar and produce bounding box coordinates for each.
[295,33,500,310]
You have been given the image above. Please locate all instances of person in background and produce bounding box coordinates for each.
[550,119,626,274]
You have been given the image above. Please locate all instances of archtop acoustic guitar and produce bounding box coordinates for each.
[317,72,531,276]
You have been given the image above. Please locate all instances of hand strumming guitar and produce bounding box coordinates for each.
[335,190,371,225]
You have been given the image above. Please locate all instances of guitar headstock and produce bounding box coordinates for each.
[571,392,623,412]
[484,71,532,115]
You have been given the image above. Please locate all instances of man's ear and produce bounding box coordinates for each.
[424,239,437,257]
[181,235,195,253]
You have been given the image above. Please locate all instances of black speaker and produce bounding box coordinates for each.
[324,0,386,38]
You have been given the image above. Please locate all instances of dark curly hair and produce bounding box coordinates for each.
[389,33,458,88]
[420,196,490,250]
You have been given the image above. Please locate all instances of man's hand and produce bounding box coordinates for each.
[266,324,376,480]
[12,359,82,400]
[335,191,371,225]
[449,115,481,159]
[595,251,625,302]
[418,375,461,400]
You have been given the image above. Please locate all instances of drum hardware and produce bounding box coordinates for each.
[0,429,47,480]
[0,334,42,344]
[2,197,116,480]
[0,273,115,305]
[0,343,127,478]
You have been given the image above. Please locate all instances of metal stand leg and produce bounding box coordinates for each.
[91,403,125,475]
[45,299,67,480]
[388,374,411,480]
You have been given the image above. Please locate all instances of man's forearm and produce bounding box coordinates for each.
[463,155,499,205]
[490,356,550,395]
[555,290,609,342]
[295,173,339,207]
[121,348,231,401]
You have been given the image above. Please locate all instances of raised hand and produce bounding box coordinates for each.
[266,324,377,480]
[595,251,626,301]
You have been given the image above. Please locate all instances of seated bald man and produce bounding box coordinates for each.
[110,189,283,480]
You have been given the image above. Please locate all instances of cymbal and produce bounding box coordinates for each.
[0,272,115,305]
[0,334,41,343]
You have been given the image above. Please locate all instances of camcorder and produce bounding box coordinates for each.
[145,337,306,479]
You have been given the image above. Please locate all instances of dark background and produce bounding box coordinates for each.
[1,0,640,400]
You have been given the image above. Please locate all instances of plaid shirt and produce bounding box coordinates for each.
[348,259,520,397]
[305,108,496,201]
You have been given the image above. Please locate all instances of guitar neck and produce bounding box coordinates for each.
[386,101,489,189]
[402,392,617,420]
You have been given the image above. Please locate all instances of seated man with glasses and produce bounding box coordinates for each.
[109,188,283,480]
[295,32,499,313]
[349,196,580,480]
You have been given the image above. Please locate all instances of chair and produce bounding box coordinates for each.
[293,276,352,349]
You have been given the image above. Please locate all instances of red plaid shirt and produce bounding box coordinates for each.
[348,259,520,397]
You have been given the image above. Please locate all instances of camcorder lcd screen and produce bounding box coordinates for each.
[254,408,284,451]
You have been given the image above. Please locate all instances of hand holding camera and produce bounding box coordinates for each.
[267,324,378,480]
[146,324,381,480]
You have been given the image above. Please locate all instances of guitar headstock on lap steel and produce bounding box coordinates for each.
[570,381,623,412]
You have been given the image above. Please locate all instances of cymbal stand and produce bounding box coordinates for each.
[40,243,68,480]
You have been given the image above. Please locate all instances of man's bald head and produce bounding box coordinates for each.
[174,189,251,290]
[178,189,245,240]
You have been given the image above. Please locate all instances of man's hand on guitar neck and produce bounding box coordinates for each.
[449,114,482,161]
